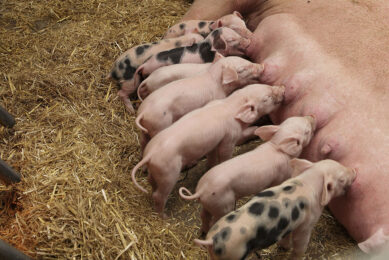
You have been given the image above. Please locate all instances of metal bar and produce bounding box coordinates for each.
[0,105,15,128]
[0,158,21,184]
[0,239,31,260]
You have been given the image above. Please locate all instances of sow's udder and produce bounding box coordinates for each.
[246,13,389,243]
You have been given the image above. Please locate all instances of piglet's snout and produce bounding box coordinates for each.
[254,64,265,79]
[271,85,285,104]
[305,115,316,131]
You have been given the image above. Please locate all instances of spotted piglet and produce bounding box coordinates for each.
[195,159,357,260]
[134,27,252,88]
[164,11,250,39]
[131,84,285,216]
[165,20,214,39]
[108,33,204,112]
[135,56,264,148]
[179,116,316,233]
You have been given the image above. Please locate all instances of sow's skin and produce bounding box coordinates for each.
[137,63,211,100]
[135,56,264,148]
[164,11,251,39]
[195,159,357,260]
[108,33,204,113]
[131,84,284,216]
[179,116,316,233]
[134,27,252,88]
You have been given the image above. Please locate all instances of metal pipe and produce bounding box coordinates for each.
[0,239,31,260]
[0,105,15,128]
[0,158,21,184]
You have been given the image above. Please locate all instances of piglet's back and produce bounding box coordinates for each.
[144,100,229,156]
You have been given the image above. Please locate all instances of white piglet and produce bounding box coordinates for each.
[179,116,316,233]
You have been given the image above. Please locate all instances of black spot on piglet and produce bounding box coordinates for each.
[249,202,264,216]
[179,23,186,30]
[277,217,289,230]
[282,185,296,194]
[283,186,292,191]
[111,70,119,81]
[199,42,215,62]
[136,46,145,56]
[156,47,185,64]
[268,206,279,219]
[226,214,236,223]
[198,21,206,29]
[256,190,275,198]
[123,59,137,80]
[186,43,198,53]
[291,206,300,221]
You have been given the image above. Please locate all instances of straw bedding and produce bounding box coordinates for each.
[0,0,365,259]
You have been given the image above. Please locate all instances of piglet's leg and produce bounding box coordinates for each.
[200,208,212,234]
[206,149,219,169]
[289,225,313,260]
[149,160,182,218]
[118,80,137,114]
[278,232,292,250]
[216,137,235,164]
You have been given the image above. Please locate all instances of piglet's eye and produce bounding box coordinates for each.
[296,140,300,145]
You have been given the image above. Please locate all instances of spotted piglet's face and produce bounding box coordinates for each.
[210,11,251,38]
[207,28,251,57]
[206,183,310,260]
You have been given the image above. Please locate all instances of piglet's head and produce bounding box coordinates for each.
[211,56,264,94]
[207,27,251,57]
[234,84,284,125]
[316,160,357,206]
[210,11,252,38]
[255,115,316,157]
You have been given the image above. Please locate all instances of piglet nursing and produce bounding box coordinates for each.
[108,33,204,112]
[135,56,264,148]
[134,27,252,88]
[179,116,316,233]
[131,84,284,216]
[195,159,357,260]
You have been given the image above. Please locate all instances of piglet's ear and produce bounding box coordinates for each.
[212,34,227,52]
[212,52,224,63]
[321,175,335,206]
[235,102,258,124]
[222,65,238,85]
[217,20,223,28]
[209,21,217,30]
[278,137,302,157]
[289,158,314,177]
[254,125,279,141]
[233,11,243,19]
